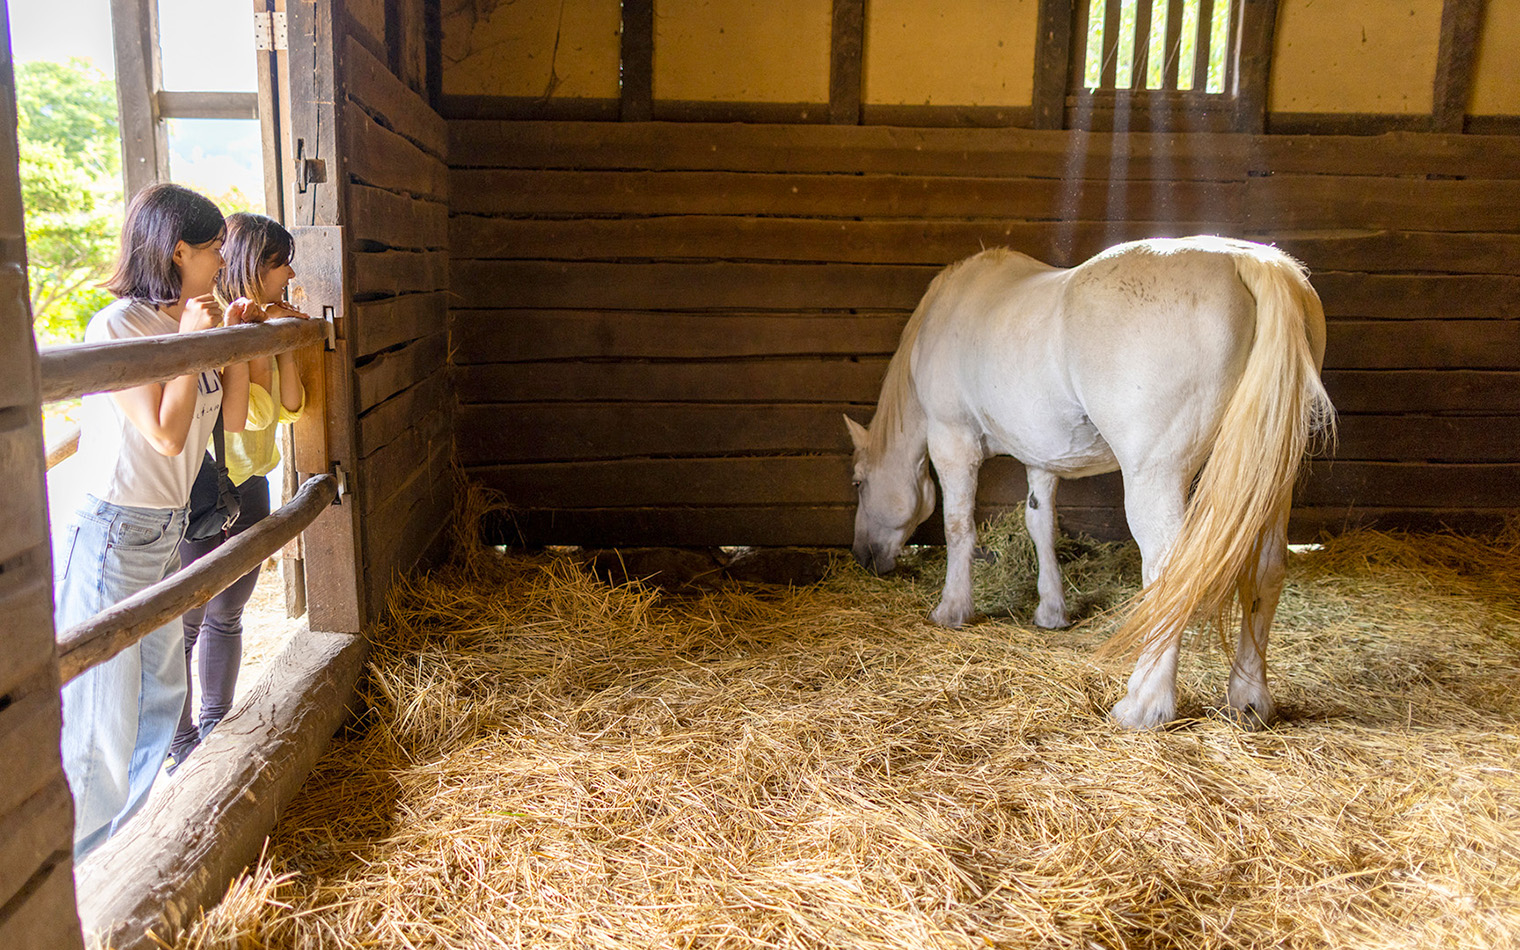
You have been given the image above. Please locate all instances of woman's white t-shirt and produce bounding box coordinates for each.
[74,299,224,510]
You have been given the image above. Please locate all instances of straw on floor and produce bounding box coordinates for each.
[164,499,1520,950]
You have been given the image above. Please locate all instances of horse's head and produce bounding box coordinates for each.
[845,415,936,574]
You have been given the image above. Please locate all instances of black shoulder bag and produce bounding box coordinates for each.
[185,409,242,541]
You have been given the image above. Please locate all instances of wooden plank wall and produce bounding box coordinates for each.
[448,121,1520,546]
[340,6,453,615]
[0,12,84,944]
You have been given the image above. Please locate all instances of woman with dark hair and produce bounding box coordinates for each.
[56,183,257,856]
[170,212,308,767]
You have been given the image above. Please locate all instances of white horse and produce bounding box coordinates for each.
[846,236,1334,730]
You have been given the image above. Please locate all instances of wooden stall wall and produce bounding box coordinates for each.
[0,9,84,944]
[339,1,454,616]
[445,0,1518,549]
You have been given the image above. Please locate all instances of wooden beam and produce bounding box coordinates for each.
[1432,0,1484,133]
[1233,0,1279,133]
[75,627,369,950]
[38,317,328,403]
[829,0,864,125]
[155,90,259,120]
[57,474,339,683]
[620,0,653,121]
[109,0,168,196]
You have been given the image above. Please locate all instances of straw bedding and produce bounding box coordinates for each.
[168,500,1520,950]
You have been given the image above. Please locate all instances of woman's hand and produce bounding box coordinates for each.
[224,297,268,326]
[179,293,223,333]
[264,301,310,320]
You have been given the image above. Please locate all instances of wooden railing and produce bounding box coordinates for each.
[41,317,334,682]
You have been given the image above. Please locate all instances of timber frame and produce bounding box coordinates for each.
[442,0,1505,136]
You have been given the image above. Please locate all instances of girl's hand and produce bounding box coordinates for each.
[225,297,268,326]
[265,301,311,320]
[179,293,223,333]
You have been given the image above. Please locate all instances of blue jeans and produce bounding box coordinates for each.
[55,496,188,858]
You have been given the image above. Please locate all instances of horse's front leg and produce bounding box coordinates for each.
[928,430,981,628]
[1025,467,1068,628]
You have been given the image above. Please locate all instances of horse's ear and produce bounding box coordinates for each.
[843,414,869,452]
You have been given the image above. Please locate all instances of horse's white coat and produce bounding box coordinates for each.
[848,237,1332,729]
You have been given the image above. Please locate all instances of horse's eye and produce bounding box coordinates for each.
[851,479,863,490]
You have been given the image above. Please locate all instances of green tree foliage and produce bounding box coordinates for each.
[18,58,123,344]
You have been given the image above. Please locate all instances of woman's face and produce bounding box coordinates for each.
[174,233,225,299]
[259,256,296,304]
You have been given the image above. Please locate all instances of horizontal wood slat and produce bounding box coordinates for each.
[1246,176,1520,233]
[455,263,1514,319]
[1324,370,1520,413]
[354,331,448,412]
[449,122,1520,180]
[349,184,448,252]
[353,292,447,359]
[450,168,1243,220]
[352,250,449,299]
[452,261,932,310]
[451,311,909,361]
[452,216,1520,275]
[343,34,447,159]
[358,369,449,458]
[345,104,447,200]
[457,359,891,405]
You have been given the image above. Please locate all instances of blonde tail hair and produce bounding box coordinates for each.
[1101,246,1337,659]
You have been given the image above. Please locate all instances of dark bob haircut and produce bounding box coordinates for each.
[215,212,295,305]
[104,183,225,305]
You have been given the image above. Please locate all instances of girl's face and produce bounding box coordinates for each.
[173,233,225,299]
[258,256,296,304]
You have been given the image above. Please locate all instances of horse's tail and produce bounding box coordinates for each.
[1100,244,1337,660]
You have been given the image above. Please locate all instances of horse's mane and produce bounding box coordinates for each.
[869,254,983,456]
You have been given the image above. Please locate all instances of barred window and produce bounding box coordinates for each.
[1077,0,1237,95]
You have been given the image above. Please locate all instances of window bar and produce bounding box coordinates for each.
[1192,0,1216,91]
[1162,0,1186,89]
[1132,0,1155,90]
[1100,0,1123,89]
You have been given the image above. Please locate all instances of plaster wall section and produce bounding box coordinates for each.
[1269,0,1444,114]
[864,0,1039,106]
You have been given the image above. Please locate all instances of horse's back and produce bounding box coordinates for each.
[1063,238,1262,471]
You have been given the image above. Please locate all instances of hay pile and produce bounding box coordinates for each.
[169,507,1520,950]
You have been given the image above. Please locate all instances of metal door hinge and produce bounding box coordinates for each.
[331,463,348,504]
[253,11,289,52]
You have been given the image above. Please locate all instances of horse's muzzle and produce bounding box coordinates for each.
[853,543,895,575]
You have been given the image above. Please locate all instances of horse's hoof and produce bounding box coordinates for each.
[1110,695,1175,731]
[929,602,972,628]
[1032,603,1069,629]
[1215,701,1276,731]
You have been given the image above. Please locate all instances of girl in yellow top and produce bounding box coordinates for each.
[170,213,309,766]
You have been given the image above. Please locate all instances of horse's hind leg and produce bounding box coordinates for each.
[1110,468,1189,730]
[1226,502,1290,729]
[1025,467,1068,628]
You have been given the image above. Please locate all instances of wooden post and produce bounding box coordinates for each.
[75,628,370,950]
[1233,0,1279,134]
[0,2,85,942]
[620,0,653,121]
[829,0,864,125]
[1033,0,1075,129]
[1432,0,1484,133]
[288,0,366,632]
[109,0,169,196]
